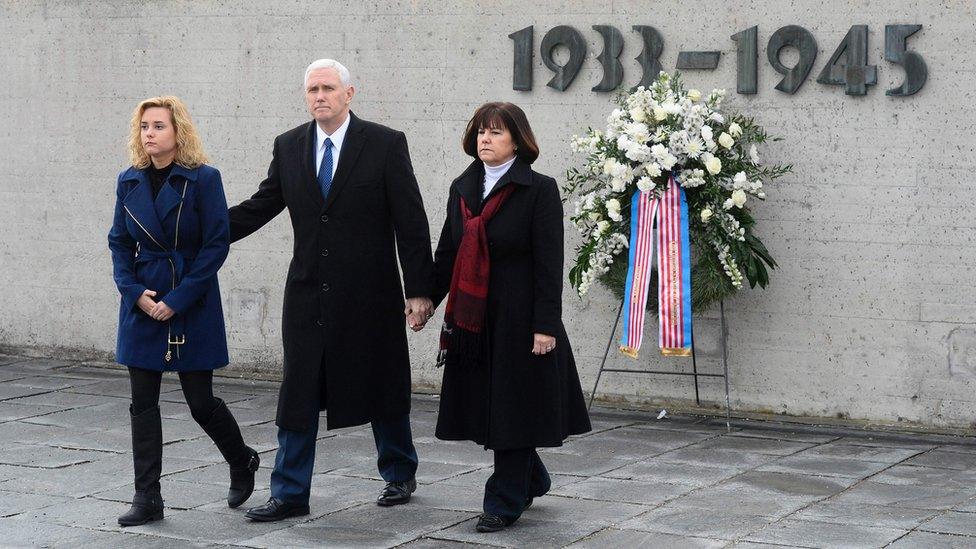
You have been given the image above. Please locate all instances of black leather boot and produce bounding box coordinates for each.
[199,398,259,508]
[119,405,164,526]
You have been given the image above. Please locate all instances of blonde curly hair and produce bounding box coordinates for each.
[127,96,208,169]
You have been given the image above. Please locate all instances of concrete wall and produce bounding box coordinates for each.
[2,1,974,428]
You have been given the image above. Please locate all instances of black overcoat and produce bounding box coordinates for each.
[229,113,433,431]
[432,159,591,450]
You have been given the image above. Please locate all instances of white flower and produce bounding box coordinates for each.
[603,158,618,175]
[723,198,734,210]
[749,144,760,164]
[596,220,611,234]
[728,122,742,138]
[718,132,734,149]
[653,106,667,121]
[630,107,646,123]
[708,112,725,124]
[731,189,748,208]
[636,176,654,192]
[645,163,662,178]
[687,89,702,102]
[700,125,713,141]
[659,152,677,171]
[606,199,622,222]
[588,212,602,221]
[610,178,626,192]
[685,137,705,159]
[679,168,706,188]
[700,208,713,222]
[733,171,747,188]
[704,154,722,175]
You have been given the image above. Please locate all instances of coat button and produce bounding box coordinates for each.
[316,319,324,327]
[320,249,329,257]
[320,214,329,223]
[321,283,330,292]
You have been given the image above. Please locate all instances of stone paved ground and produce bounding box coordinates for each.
[1,354,976,548]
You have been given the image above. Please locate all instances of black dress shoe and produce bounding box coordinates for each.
[476,513,508,532]
[244,497,310,522]
[376,478,417,506]
[524,497,533,510]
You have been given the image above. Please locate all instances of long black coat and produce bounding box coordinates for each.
[229,113,433,431]
[432,159,591,450]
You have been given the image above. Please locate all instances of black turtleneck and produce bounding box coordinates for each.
[148,162,174,199]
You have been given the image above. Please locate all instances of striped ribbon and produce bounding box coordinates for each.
[619,175,693,358]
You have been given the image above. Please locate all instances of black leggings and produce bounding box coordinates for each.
[128,368,220,424]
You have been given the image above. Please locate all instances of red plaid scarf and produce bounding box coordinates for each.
[437,185,515,367]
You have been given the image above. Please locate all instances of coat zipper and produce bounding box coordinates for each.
[123,180,188,362]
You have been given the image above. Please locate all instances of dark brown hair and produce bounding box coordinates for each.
[461,102,540,164]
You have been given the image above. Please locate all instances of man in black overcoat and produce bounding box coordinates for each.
[228,59,435,521]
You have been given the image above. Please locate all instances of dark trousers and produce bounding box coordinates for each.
[484,448,551,523]
[128,367,219,422]
[270,412,418,504]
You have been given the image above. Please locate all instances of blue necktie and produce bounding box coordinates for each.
[318,137,334,199]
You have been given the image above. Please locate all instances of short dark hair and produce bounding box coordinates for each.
[461,102,540,164]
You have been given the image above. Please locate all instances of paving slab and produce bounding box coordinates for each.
[125,508,295,545]
[919,510,976,537]
[888,531,976,548]
[744,518,908,548]
[567,527,726,548]
[430,516,604,548]
[0,489,73,518]
[757,454,892,478]
[792,442,926,463]
[728,428,841,445]
[790,501,939,530]
[619,505,775,539]
[603,459,745,487]
[0,518,127,547]
[903,449,976,471]
[828,481,974,510]
[0,442,105,468]
[549,476,695,505]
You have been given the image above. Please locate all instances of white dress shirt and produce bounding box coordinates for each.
[482,155,517,199]
[315,114,351,179]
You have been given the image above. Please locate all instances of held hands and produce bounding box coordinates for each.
[404,297,434,332]
[150,301,175,321]
[136,289,158,316]
[532,333,556,355]
[136,289,175,322]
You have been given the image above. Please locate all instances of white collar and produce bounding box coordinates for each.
[316,114,351,154]
[484,156,517,180]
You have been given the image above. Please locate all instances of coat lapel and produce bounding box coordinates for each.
[455,160,484,215]
[154,164,197,223]
[121,169,168,250]
[298,121,325,210]
[323,112,366,212]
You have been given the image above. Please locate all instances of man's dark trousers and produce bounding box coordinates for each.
[270,395,418,504]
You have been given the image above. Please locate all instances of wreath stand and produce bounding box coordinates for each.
[587,298,733,432]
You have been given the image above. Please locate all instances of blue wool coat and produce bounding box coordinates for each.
[108,163,230,371]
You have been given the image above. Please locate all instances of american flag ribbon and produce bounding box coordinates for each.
[620,175,693,358]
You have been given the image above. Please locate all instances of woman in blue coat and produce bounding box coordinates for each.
[108,96,258,526]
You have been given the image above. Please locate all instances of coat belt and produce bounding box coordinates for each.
[134,249,197,359]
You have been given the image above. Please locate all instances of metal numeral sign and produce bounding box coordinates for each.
[509,24,927,96]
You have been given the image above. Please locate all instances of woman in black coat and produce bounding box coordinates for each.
[430,102,591,532]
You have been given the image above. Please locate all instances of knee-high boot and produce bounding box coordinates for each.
[118,405,165,526]
[198,398,259,508]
